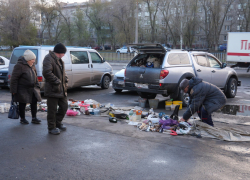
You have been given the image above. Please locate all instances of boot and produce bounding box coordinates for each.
[31,118,41,124]
[56,124,67,131]
[170,105,180,120]
[48,128,60,135]
[20,119,29,124]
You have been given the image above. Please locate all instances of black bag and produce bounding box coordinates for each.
[8,100,19,119]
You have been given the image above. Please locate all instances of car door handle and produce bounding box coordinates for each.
[91,64,93,68]
[197,69,201,72]
[212,70,216,73]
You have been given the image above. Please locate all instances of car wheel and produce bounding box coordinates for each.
[117,51,120,54]
[226,78,237,98]
[178,90,189,107]
[101,75,110,89]
[138,92,156,99]
[114,89,122,93]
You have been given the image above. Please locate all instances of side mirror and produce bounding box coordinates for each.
[102,58,106,63]
[221,63,227,68]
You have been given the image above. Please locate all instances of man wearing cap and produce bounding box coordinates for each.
[43,43,68,135]
[179,77,226,126]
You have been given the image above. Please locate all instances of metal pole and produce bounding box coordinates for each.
[135,0,138,43]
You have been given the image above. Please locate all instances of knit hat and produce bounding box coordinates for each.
[179,79,190,91]
[23,49,36,61]
[54,43,67,54]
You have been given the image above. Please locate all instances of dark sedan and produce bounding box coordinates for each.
[0,68,9,88]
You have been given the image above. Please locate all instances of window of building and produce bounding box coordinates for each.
[225,25,230,31]
[162,20,166,27]
[145,12,149,16]
[238,4,242,9]
[224,35,227,41]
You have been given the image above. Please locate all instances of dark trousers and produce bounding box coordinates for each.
[19,93,37,119]
[47,96,68,130]
[197,106,214,126]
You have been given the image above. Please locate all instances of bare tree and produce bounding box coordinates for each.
[238,0,250,32]
[0,0,38,47]
[35,0,62,44]
[143,0,161,43]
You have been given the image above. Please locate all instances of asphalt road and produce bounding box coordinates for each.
[0,66,250,179]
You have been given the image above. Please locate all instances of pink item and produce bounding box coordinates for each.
[79,103,90,110]
[66,110,78,116]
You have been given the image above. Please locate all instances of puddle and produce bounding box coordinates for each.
[220,105,250,116]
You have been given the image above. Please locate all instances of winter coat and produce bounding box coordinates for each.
[183,77,226,120]
[10,57,42,103]
[42,51,68,98]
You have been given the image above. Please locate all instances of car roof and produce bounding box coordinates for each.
[15,46,97,52]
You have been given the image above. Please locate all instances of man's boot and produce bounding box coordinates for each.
[31,118,41,124]
[56,124,67,131]
[48,128,60,135]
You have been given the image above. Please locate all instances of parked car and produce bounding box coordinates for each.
[0,56,10,69]
[123,44,240,106]
[112,68,125,92]
[116,47,135,54]
[104,45,111,50]
[0,46,11,51]
[219,43,227,51]
[0,68,9,88]
[8,46,113,91]
[92,46,103,50]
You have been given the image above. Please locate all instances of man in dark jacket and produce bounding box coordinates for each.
[43,43,68,135]
[179,77,227,126]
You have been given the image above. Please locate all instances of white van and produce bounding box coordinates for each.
[8,46,113,90]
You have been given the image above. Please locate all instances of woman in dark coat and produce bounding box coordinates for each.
[10,50,42,124]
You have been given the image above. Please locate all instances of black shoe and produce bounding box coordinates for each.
[20,119,29,124]
[31,118,41,124]
[48,128,60,135]
[56,124,67,131]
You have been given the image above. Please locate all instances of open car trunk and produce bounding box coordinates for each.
[125,44,166,85]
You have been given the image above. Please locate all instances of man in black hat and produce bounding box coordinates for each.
[43,43,68,135]
[179,77,226,126]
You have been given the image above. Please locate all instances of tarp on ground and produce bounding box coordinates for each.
[194,120,250,141]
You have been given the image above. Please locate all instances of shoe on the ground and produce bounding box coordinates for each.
[20,119,29,124]
[31,118,41,124]
[56,124,67,131]
[48,128,60,135]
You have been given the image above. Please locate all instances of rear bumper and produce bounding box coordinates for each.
[112,78,125,90]
[123,82,177,95]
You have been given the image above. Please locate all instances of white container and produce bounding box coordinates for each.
[0,105,5,113]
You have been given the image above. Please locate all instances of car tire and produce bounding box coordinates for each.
[226,78,237,98]
[101,75,110,89]
[138,92,156,99]
[114,89,122,93]
[117,51,120,54]
[177,89,189,107]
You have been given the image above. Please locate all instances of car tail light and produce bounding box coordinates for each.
[37,76,43,82]
[8,75,11,79]
[160,70,169,79]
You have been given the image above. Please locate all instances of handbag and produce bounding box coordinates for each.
[8,100,19,119]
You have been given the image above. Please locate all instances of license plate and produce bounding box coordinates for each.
[118,81,124,85]
[135,83,148,89]
[0,80,4,83]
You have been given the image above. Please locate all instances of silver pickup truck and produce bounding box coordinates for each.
[124,44,241,106]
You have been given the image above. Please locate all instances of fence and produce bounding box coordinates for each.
[0,50,227,63]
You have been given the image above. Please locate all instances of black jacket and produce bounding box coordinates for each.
[183,77,227,120]
[42,51,68,98]
[10,57,41,103]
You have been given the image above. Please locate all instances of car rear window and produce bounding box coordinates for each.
[10,49,38,64]
[167,53,190,65]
